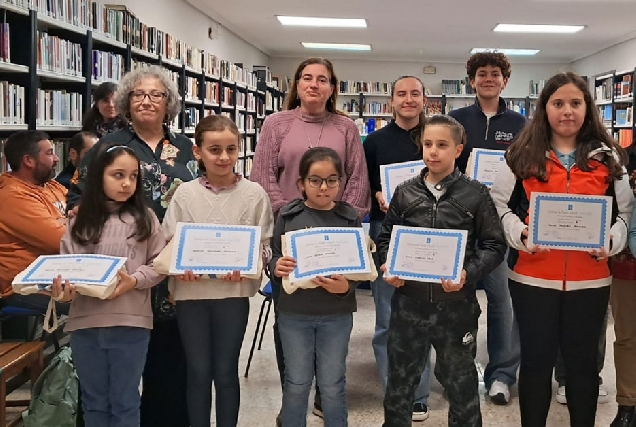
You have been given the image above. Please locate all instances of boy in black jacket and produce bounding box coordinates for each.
[378,115,506,427]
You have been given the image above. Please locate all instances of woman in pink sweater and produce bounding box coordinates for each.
[251,57,370,220]
[250,57,370,425]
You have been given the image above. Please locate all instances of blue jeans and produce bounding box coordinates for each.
[176,298,249,427]
[279,313,353,427]
[369,220,430,406]
[70,326,150,427]
[482,258,520,388]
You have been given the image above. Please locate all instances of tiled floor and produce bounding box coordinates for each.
[234,288,619,427]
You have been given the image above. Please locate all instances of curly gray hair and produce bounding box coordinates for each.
[114,65,181,123]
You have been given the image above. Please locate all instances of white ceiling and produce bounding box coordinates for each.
[186,0,636,63]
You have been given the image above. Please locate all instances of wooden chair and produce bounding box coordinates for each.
[0,342,45,427]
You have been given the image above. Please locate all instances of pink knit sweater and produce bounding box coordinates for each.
[250,107,370,219]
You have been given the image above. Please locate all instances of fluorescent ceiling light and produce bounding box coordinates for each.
[277,16,367,28]
[470,48,540,56]
[302,42,371,51]
[494,24,584,34]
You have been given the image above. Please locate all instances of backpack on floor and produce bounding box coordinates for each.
[22,346,79,427]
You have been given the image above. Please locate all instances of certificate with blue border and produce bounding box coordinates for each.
[169,223,261,275]
[13,255,126,287]
[528,192,612,251]
[380,160,425,204]
[285,227,372,282]
[385,225,467,283]
[469,148,505,187]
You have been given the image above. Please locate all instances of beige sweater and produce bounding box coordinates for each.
[162,179,274,300]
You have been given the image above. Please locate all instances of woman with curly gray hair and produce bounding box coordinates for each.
[67,64,195,427]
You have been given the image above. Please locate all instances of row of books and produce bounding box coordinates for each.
[529,79,546,97]
[219,60,258,88]
[615,129,633,149]
[339,81,391,95]
[596,77,614,103]
[35,89,83,126]
[442,78,475,96]
[37,31,83,77]
[0,23,10,63]
[614,74,633,100]
[616,107,633,126]
[234,157,253,177]
[0,81,25,124]
[92,50,124,83]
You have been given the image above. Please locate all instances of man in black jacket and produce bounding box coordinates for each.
[378,115,506,427]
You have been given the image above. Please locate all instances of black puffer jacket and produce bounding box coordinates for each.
[377,168,506,302]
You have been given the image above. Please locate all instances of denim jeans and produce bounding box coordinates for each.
[369,220,430,406]
[482,257,520,388]
[177,298,249,427]
[70,326,150,427]
[279,313,353,427]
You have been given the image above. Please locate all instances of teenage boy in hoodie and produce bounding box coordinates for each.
[448,52,525,405]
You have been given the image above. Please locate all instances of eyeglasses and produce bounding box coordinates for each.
[306,175,340,188]
[129,90,167,103]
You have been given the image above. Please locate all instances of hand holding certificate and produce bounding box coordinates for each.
[12,254,127,299]
[285,227,373,282]
[380,160,426,204]
[384,225,468,284]
[528,192,612,252]
[466,149,505,187]
[168,223,262,278]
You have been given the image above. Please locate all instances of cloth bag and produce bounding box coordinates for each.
[280,233,378,294]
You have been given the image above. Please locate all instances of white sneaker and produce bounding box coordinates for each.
[598,385,609,404]
[556,385,567,404]
[488,380,510,405]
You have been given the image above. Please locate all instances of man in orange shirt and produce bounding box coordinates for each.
[0,130,69,313]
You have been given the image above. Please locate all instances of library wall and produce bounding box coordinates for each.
[115,0,269,68]
[269,57,569,98]
[572,37,636,78]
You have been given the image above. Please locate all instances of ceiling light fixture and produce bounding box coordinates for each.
[494,24,584,34]
[277,16,367,28]
[302,42,371,51]
[470,48,540,56]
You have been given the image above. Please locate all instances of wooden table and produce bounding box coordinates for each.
[0,342,45,427]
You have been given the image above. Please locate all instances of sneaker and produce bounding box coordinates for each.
[598,384,609,404]
[556,385,567,405]
[312,402,323,418]
[412,402,429,422]
[488,380,510,405]
[610,405,635,427]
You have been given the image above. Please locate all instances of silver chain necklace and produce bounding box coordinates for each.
[301,118,326,148]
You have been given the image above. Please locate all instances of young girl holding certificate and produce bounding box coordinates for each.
[51,142,167,426]
[491,72,633,427]
[271,147,361,427]
[161,115,273,427]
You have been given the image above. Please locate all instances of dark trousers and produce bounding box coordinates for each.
[140,319,189,427]
[383,292,482,427]
[509,280,609,427]
[4,292,70,315]
[177,298,249,427]
[555,308,608,386]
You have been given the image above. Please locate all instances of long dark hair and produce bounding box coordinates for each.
[506,72,627,181]
[71,142,153,245]
[81,82,118,131]
[283,57,347,117]
[391,75,428,151]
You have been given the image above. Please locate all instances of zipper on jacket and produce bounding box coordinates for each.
[430,201,438,302]
[484,117,490,140]
[562,168,571,291]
